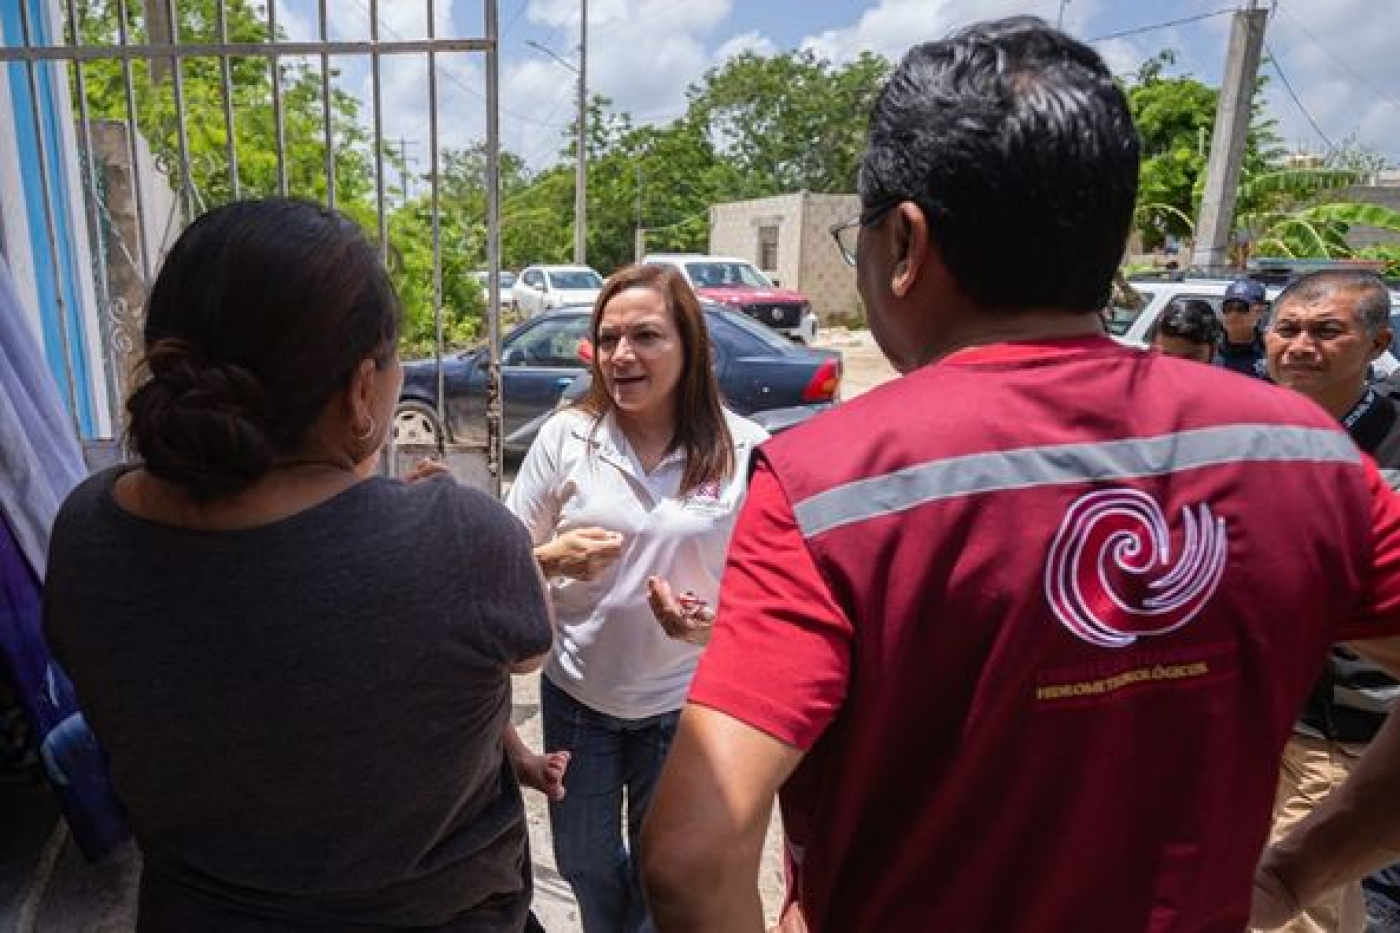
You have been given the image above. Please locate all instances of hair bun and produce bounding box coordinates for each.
[126,338,278,500]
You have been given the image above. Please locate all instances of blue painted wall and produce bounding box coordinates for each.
[2,0,99,437]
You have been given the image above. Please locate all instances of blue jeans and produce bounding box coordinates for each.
[541,676,680,933]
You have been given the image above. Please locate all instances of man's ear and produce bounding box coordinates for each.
[1371,326,1393,363]
[891,201,930,299]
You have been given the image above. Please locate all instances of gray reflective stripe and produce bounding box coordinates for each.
[1381,468,1400,491]
[792,424,1360,539]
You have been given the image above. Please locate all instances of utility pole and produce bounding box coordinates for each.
[391,137,419,203]
[526,3,588,265]
[634,160,645,261]
[575,0,588,265]
[1056,0,1069,30]
[1190,0,1268,271]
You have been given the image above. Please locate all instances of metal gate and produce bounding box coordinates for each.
[0,0,508,494]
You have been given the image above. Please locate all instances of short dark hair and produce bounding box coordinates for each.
[1272,269,1392,337]
[861,16,1139,313]
[579,263,734,493]
[126,198,400,500]
[1156,299,1222,346]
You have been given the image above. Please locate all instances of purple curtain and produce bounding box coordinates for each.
[0,513,128,859]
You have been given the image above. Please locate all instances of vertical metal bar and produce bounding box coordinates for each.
[574,0,586,264]
[317,0,334,208]
[427,0,444,455]
[215,0,240,199]
[267,0,288,195]
[63,0,118,425]
[164,0,194,219]
[485,0,502,495]
[17,0,81,432]
[369,0,387,259]
[369,0,392,476]
[113,0,151,283]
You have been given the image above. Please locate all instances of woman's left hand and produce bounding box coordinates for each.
[646,576,714,646]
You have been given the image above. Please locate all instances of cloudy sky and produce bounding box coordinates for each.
[278,0,1400,177]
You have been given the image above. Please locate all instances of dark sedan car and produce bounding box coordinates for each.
[394,303,841,455]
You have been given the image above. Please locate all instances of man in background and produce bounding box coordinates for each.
[1220,276,1271,378]
[1153,297,1223,364]
[1257,269,1400,933]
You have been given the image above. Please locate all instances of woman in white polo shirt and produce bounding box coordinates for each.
[506,263,768,932]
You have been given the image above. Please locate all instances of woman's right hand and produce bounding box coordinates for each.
[537,527,624,580]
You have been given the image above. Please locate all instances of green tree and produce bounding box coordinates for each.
[685,49,890,197]
[1125,52,1279,251]
[74,0,373,207]
[384,197,484,358]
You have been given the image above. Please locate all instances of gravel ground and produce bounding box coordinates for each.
[512,674,788,932]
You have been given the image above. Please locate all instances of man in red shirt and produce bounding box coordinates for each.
[640,16,1400,933]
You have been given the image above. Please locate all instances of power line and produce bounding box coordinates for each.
[346,0,572,130]
[1275,3,1400,113]
[1264,37,1335,152]
[501,0,531,38]
[1087,7,1237,43]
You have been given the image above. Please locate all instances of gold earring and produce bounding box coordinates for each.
[352,414,376,442]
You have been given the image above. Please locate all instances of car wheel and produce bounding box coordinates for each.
[393,402,442,447]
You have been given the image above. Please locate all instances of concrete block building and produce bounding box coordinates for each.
[709,191,862,324]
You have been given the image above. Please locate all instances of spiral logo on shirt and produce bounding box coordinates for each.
[1044,488,1227,649]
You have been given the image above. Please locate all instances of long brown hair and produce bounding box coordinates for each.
[579,263,734,493]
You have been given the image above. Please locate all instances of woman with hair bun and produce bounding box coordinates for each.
[42,198,554,932]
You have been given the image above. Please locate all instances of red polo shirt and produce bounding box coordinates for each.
[691,337,1400,932]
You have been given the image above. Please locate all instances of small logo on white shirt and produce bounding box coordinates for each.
[692,480,721,502]
[684,479,727,515]
[1044,488,1227,649]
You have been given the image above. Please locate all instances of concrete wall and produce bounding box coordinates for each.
[796,193,860,324]
[1341,185,1400,249]
[709,192,804,292]
[709,191,861,324]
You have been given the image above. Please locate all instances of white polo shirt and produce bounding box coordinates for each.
[506,407,768,719]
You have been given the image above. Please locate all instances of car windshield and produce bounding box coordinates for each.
[473,270,516,288]
[1106,280,1151,336]
[685,261,772,289]
[549,269,604,290]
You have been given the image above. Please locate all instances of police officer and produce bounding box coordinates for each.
[1219,276,1270,378]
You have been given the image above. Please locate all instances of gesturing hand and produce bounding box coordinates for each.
[542,527,624,580]
[403,457,452,484]
[646,576,715,646]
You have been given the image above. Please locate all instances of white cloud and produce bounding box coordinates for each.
[715,31,778,62]
[1255,0,1400,161]
[1094,37,1149,79]
[274,0,315,41]
[499,0,734,161]
[798,0,1067,66]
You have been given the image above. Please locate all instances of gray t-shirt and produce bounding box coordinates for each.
[43,469,552,931]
